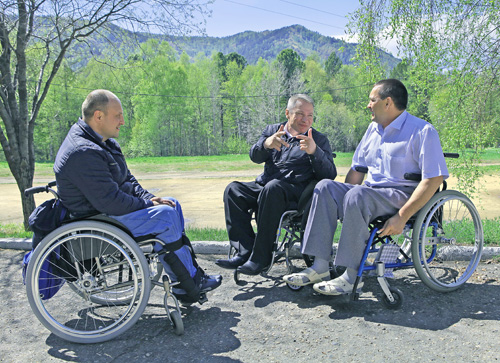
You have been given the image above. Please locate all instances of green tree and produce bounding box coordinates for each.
[276,48,305,80]
[0,0,212,227]
[325,51,343,78]
[349,0,500,195]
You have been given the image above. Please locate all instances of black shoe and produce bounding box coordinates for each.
[200,274,222,292]
[236,260,268,275]
[215,255,248,269]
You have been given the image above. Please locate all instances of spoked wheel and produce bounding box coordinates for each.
[411,190,484,293]
[26,221,151,343]
[381,287,404,310]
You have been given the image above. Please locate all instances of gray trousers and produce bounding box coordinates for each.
[301,180,411,270]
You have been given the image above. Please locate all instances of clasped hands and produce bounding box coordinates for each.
[263,124,316,155]
[151,197,175,207]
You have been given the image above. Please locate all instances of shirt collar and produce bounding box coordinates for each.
[386,110,408,131]
[284,123,308,138]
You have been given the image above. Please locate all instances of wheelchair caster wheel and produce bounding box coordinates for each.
[286,282,303,291]
[169,310,184,335]
[381,287,403,310]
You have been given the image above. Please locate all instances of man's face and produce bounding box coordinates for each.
[98,98,124,141]
[367,86,387,124]
[285,100,314,136]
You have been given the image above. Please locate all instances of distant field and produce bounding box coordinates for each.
[0,148,498,178]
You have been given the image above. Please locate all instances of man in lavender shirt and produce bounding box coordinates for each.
[283,79,449,296]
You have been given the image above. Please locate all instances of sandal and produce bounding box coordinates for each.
[313,275,364,296]
[282,268,330,286]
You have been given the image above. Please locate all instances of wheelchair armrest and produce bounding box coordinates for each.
[296,179,319,214]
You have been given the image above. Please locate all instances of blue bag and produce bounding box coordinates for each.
[22,198,68,300]
[22,247,65,300]
[28,198,67,249]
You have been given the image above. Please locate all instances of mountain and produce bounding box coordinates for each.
[56,21,399,69]
[162,24,399,67]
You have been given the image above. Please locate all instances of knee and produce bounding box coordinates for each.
[147,204,178,220]
[258,179,286,202]
[343,186,367,208]
[224,181,240,201]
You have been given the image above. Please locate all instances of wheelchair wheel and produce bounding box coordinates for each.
[381,287,404,310]
[411,190,483,293]
[26,221,151,343]
[169,310,184,336]
[68,249,162,306]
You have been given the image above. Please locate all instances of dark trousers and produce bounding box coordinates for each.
[223,179,305,265]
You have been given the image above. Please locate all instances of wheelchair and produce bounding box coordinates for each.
[23,182,207,343]
[349,153,484,309]
[231,180,339,287]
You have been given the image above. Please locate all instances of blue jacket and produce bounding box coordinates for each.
[250,123,337,185]
[54,119,154,217]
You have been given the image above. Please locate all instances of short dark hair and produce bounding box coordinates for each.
[374,79,408,110]
[81,90,112,122]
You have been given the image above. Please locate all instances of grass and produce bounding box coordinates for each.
[0,148,498,178]
[3,218,499,245]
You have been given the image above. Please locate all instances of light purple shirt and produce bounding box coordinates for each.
[352,111,449,189]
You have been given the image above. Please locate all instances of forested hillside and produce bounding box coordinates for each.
[64,23,399,69]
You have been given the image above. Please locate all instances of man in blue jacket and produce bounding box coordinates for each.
[54,89,221,304]
[216,94,337,275]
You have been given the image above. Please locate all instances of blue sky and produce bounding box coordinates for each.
[203,0,359,39]
[200,0,398,56]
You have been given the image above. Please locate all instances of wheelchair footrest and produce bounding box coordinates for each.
[373,244,401,278]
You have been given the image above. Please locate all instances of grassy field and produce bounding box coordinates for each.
[1,149,499,242]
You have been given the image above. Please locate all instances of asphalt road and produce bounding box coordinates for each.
[2,248,500,362]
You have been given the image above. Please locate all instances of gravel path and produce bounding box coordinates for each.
[2,249,500,362]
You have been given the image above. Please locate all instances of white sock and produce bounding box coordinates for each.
[341,268,359,284]
[310,258,329,275]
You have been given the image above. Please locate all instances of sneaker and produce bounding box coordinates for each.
[200,273,222,292]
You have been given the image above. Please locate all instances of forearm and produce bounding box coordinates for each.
[345,168,365,185]
[397,176,444,222]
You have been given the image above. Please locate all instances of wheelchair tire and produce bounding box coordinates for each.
[26,221,151,343]
[169,310,184,336]
[381,287,404,310]
[411,190,483,293]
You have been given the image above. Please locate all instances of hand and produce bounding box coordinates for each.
[296,128,317,155]
[264,124,289,151]
[151,197,175,207]
[377,214,407,237]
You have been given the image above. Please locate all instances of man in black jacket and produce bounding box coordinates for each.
[54,89,221,304]
[216,94,337,275]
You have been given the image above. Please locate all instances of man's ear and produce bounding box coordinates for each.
[385,97,392,108]
[93,110,103,123]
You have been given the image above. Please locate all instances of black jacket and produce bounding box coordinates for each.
[54,119,154,217]
[250,123,337,185]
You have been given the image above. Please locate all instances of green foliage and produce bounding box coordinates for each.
[325,51,342,77]
[349,0,500,196]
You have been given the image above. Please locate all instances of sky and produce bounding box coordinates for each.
[199,0,398,56]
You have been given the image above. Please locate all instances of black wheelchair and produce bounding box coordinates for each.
[231,180,339,287]
[24,182,208,343]
[348,153,484,309]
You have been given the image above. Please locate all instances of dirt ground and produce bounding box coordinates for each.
[0,167,499,228]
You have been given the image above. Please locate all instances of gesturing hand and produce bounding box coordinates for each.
[264,124,289,151]
[296,128,316,155]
